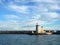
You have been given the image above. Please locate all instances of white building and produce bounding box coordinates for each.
[36,24,45,34]
[36,23,52,34]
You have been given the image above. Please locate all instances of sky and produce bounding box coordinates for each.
[0,0,60,31]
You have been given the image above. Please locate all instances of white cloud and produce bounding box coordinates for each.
[0,20,36,30]
[33,0,60,3]
[44,12,59,19]
[32,0,53,3]
[0,20,21,30]
[8,5,29,13]
[43,0,53,2]
[49,13,59,19]
[24,16,48,26]
[39,12,60,23]
[5,15,19,19]
[32,0,60,11]
[32,14,41,20]
[48,4,60,10]
[0,0,60,30]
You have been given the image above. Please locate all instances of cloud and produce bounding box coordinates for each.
[0,20,36,30]
[0,0,60,30]
[32,14,41,20]
[48,3,60,11]
[6,0,60,25]
[32,0,60,12]
[32,0,53,3]
[23,12,60,27]
[5,15,19,18]
[14,0,28,3]
[0,20,21,30]
[48,13,59,19]
[3,15,21,21]
[43,12,59,19]
[8,5,29,13]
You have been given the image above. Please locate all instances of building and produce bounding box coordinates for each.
[36,23,45,34]
[36,23,39,33]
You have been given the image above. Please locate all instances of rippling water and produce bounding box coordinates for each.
[0,34,60,45]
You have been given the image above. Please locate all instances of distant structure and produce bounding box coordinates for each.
[36,23,45,34]
[36,23,39,33]
[35,23,52,34]
[46,30,52,34]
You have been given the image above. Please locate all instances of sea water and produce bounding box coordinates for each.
[0,34,60,45]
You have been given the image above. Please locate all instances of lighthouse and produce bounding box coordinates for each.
[36,23,39,33]
[36,23,45,34]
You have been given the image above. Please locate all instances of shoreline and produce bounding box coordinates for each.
[0,31,60,35]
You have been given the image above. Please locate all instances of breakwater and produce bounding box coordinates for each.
[0,30,60,35]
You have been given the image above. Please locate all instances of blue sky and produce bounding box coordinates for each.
[0,0,60,31]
